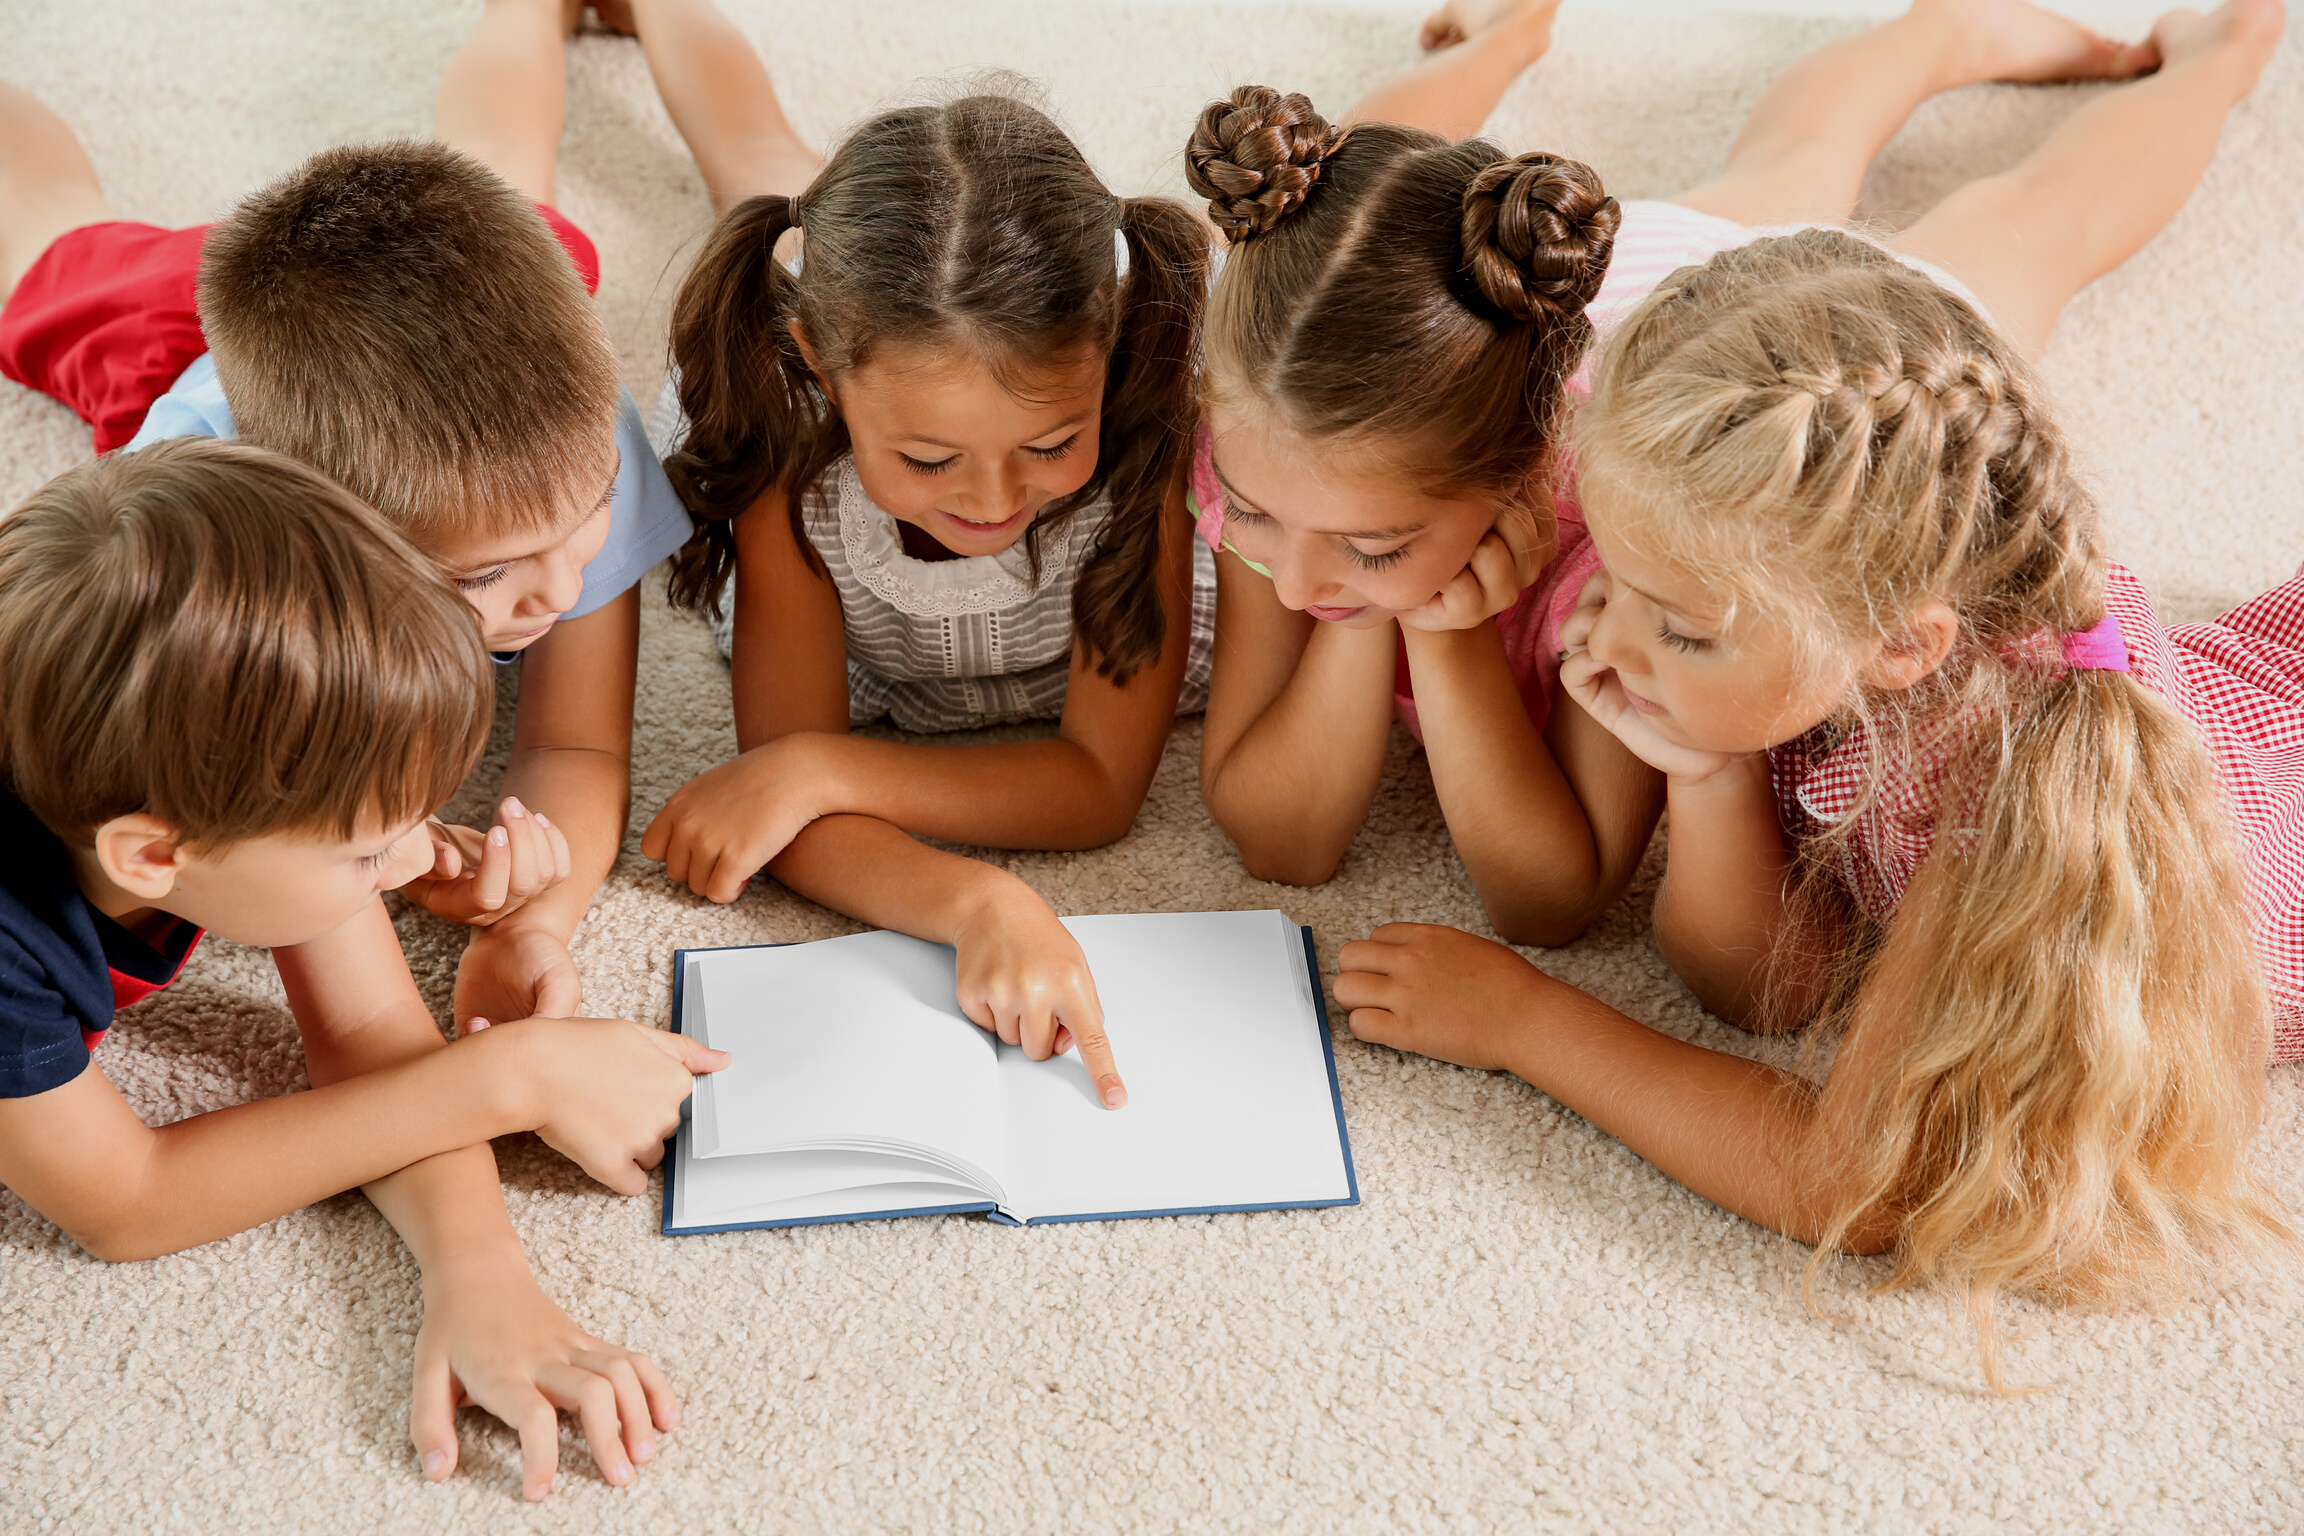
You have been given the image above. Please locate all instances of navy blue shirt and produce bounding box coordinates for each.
[0,791,201,1098]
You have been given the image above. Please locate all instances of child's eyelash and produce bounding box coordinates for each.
[1655,621,1710,653]
[1348,545,1408,572]
[359,849,391,871]
[1222,504,1271,527]
[1027,436,1080,462]
[899,453,956,475]
[455,566,510,592]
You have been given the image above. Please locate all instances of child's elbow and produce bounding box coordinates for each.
[1482,887,1606,951]
[72,1219,172,1265]
[1231,837,1343,888]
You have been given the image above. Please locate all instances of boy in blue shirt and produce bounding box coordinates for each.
[0,439,725,1498]
[0,0,691,1031]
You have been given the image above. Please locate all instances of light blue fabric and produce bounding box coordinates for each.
[124,353,692,622]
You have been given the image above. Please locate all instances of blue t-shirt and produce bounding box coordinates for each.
[124,353,693,623]
[0,792,202,1099]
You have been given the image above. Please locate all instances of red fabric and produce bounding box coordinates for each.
[0,203,600,453]
[1771,562,2304,1062]
[0,221,213,453]
[87,923,205,1050]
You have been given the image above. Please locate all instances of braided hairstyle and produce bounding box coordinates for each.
[664,92,1209,684]
[1579,229,2289,1388]
[1184,86,1618,511]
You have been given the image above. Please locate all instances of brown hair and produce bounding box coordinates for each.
[1185,86,1618,510]
[1578,229,2291,1386]
[663,91,1207,683]
[198,141,621,541]
[0,438,494,847]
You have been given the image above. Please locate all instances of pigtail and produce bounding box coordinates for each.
[1067,198,1210,685]
[1811,669,2289,1389]
[662,194,845,613]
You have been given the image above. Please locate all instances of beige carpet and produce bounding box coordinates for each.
[6,1,2304,1529]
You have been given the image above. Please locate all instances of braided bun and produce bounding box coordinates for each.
[1185,86,1351,241]
[1459,153,1619,325]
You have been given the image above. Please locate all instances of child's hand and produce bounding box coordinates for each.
[643,738,835,904]
[952,881,1128,1109]
[465,1017,730,1193]
[413,1258,679,1501]
[1557,578,1752,784]
[1334,922,1556,1073]
[399,798,573,927]
[1398,504,1550,634]
[455,922,584,1028]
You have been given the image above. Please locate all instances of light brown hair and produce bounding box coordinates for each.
[663,91,1208,683]
[0,438,494,847]
[198,141,620,541]
[1185,87,1618,513]
[1578,229,2292,1386]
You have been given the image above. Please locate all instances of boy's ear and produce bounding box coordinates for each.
[1865,599,1959,692]
[91,814,191,902]
[787,321,835,402]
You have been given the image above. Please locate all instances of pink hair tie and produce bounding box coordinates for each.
[2061,611,2130,673]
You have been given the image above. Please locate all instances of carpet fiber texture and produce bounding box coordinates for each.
[4,2,2303,1531]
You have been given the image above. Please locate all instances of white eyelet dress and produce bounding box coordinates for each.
[652,384,1215,734]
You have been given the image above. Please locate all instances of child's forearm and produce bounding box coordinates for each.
[1400,623,1613,944]
[19,1032,535,1262]
[1652,758,1812,1027]
[1490,968,1875,1249]
[1201,619,1398,885]
[753,729,1158,852]
[768,813,1043,943]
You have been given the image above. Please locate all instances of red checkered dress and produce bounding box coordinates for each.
[1771,562,2304,1063]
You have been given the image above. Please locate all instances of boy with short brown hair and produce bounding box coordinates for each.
[0,438,725,1498]
[0,0,691,1031]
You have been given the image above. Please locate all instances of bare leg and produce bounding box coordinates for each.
[1347,0,1562,142]
[1675,0,2157,227]
[1890,0,2285,357]
[611,0,821,212]
[433,0,584,205]
[0,83,118,300]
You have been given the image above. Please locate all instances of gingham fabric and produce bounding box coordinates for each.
[1772,562,2304,1061]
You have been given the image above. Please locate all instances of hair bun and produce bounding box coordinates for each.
[1185,86,1350,241]
[1459,153,1619,325]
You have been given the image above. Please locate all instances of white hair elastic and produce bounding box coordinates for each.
[1114,225,1131,282]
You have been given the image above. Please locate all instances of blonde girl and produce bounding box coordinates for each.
[1336,0,2291,1380]
[1188,0,2169,946]
[620,0,1213,1107]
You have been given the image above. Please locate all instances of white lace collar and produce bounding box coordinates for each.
[833,458,1081,618]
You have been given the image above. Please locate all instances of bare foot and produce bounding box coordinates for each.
[585,0,638,35]
[1419,0,1560,55]
[2151,0,2287,93]
[1917,0,2161,84]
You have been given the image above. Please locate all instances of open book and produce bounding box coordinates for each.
[662,908,1358,1233]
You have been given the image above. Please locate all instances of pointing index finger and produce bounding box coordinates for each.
[1062,993,1126,1110]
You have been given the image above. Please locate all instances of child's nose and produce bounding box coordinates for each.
[535,550,586,615]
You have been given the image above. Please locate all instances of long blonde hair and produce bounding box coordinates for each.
[1579,230,2291,1385]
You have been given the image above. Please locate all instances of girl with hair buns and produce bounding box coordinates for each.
[622,0,1215,1110]
[1188,0,2186,946]
[1333,2,2291,1382]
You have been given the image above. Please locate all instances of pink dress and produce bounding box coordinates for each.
[1187,426,1601,741]
[1772,563,2304,1062]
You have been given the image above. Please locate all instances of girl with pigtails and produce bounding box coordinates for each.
[1184,0,2215,949]
[622,0,1212,1106]
[1324,0,2294,1379]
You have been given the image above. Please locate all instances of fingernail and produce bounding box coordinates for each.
[1101,1080,1127,1109]
[421,1450,448,1479]
[534,812,553,829]
[505,798,527,818]
[465,1018,490,1033]
[527,1481,551,1501]
[610,1461,633,1486]
[633,1439,656,1463]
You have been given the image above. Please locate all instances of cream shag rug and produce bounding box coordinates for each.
[4,2,2303,1530]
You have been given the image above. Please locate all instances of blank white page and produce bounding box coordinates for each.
[688,930,1003,1183]
[997,909,1351,1221]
